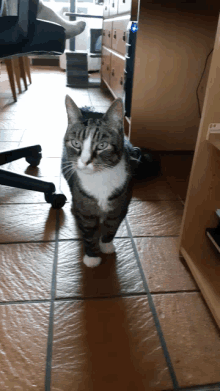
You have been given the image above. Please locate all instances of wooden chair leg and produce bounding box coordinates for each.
[5,59,17,102]
[12,57,22,94]
[18,57,28,90]
[24,57,32,84]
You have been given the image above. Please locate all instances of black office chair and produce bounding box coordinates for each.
[0,0,67,209]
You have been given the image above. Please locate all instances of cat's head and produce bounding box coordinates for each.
[64,94,125,174]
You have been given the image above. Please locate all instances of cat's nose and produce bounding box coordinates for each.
[81,158,92,166]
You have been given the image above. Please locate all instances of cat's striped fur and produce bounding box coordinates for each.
[62,95,139,267]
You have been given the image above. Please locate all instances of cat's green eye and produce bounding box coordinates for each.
[71,140,81,149]
[97,142,108,151]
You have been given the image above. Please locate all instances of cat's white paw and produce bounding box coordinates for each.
[83,255,102,268]
[99,240,115,254]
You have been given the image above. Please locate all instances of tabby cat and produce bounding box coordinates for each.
[62,95,141,268]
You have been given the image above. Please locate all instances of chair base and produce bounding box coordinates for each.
[0,145,66,209]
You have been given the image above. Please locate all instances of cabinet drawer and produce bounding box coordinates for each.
[102,20,112,48]
[103,0,110,18]
[118,0,132,14]
[112,16,130,56]
[110,53,125,99]
[109,0,118,16]
[101,46,111,86]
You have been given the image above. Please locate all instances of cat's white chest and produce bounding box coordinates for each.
[77,159,127,211]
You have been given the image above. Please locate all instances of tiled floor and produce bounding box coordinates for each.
[0,64,220,391]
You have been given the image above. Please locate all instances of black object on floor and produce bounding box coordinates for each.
[132,148,161,181]
[0,145,66,209]
[206,227,220,253]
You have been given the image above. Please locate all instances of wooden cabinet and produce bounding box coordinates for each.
[102,20,112,48]
[101,0,220,151]
[101,1,220,329]
[109,0,118,16]
[179,14,220,329]
[101,46,111,86]
[101,0,135,105]
[118,0,132,14]
[112,16,130,56]
[110,53,125,99]
[103,0,110,18]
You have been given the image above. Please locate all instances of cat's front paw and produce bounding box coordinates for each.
[83,255,102,268]
[99,240,115,254]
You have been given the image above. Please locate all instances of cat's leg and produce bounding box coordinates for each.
[100,209,128,254]
[74,210,101,267]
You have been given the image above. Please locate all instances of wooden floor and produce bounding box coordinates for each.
[0,64,220,391]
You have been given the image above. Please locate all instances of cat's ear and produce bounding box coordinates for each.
[103,98,124,132]
[65,95,82,125]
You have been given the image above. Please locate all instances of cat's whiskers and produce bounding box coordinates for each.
[130,156,141,162]
[62,164,76,181]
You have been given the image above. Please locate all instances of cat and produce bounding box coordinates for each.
[61,94,143,268]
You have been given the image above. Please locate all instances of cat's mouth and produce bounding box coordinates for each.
[77,158,94,173]
[77,164,94,173]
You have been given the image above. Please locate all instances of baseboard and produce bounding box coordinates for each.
[31,58,60,66]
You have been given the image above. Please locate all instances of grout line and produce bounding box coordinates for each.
[0,299,51,306]
[125,217,180,391]
[0,235,180,246]
[0,240,57,245]
[178,383,220,391]
[148,289,200,295]
[45,210,60,391]
[0,290,201,307]
[55,292,147,302]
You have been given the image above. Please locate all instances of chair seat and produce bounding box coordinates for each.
[0,19,65,59]
[0,16,28,45]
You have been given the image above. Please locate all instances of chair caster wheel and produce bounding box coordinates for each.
[45,192,67,209]
[26,153,42,167]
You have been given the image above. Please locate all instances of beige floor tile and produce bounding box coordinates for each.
[18,138,63,158]
[132,177,179,201]
[0,176,64,204]
[51,297,173,391]
[153,292,220,388]
[0,129,25,142]
[69,96,92,108]
[160,153,194,182]
[0,111,22,120]
[127,201,184,237]
[0,242,54,301]
[0,142,20,170]
[56,239,145,298]
[0,119,26,130]
[0,141,20,151]
[0,204,57,243]
[0,303,50,390]
[134,237,198,292]
[89,95,113,105]
[89,101,113,109]
[10,157,61,177]
[58,203,129,240]
[167,178,190,202]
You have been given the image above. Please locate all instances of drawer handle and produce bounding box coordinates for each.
[112,69,115,76]
[108,31,111,38]
[112,2,115,7]
[113,30,117,39]
[107,65,109,71]
[123,0,125,3]
[122,31,126,41]
[105,6,107,10]
[120,76,123,85]
[103,30,105,36]
[102,60,104,65]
